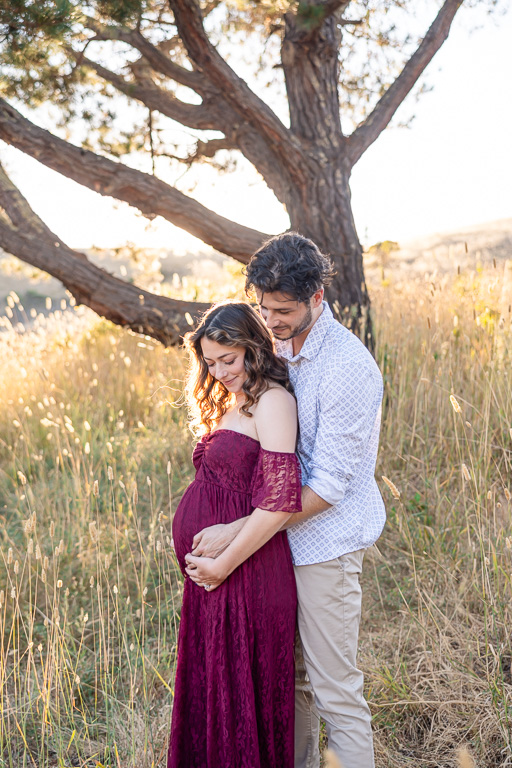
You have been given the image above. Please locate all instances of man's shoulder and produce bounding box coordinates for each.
[321,320,380,374]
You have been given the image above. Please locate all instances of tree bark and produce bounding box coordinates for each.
[282,5,372,344]
[286,165,372,343]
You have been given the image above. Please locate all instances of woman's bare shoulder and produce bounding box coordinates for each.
[253,385,297,451]
[258,383,296,407]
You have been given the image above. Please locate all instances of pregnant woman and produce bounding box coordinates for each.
[168,301,302,768]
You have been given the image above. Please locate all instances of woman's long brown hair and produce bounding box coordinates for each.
[184,300,293,435]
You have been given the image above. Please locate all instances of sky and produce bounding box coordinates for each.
[1,3,511,255]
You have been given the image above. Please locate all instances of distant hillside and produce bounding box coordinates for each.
[365,218,512,277]
[1,219,511,317]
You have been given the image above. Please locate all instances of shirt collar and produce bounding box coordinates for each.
[276,302,334,363]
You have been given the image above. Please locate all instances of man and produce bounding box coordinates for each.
[190,232,386,768]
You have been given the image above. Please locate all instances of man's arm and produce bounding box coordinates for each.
[190,518,247,558]
[280,484,331,529]
[192,483,330,554]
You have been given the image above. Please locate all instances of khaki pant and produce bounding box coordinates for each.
[294,550,375,768]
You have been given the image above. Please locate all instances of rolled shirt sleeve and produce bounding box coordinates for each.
[305,360,382,506]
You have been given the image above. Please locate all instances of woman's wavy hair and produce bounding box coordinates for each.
[184,300,292,435]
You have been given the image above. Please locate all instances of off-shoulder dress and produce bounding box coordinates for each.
[168,428,302,768]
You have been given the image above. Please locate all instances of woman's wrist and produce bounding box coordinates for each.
[215,551,236,580]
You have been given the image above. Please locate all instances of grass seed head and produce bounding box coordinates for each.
[462,463,472,482]
[450,394,462,413]
[457,746,475,768]
[324,749,343,768]
[89,521,99,544]
[381,475,401,499]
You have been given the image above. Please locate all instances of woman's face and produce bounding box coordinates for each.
[201,337,247,395]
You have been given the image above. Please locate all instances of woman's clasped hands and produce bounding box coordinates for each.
[185,553,228,592]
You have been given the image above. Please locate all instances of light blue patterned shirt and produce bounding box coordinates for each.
[276,303,386,566]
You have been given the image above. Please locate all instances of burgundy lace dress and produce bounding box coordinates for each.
[168,429,302,768]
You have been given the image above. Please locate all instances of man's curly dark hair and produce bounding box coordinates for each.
[244,232,336,303]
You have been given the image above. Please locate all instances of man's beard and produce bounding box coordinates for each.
[274,302,313,341]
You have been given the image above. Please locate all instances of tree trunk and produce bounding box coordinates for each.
[286,163,372,346]
[281,9,372,346]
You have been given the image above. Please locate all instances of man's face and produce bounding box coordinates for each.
[256,290,315,341]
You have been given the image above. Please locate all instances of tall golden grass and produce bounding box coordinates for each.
[0,261,510,766]
[366,263,511,767]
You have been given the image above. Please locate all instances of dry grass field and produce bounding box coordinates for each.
[0,260,510,767]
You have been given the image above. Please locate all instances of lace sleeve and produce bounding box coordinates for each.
[251,449,302,513]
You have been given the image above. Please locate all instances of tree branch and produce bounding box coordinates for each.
[169,0,307,183]
[81,18,298,202]
[84,17,205,94]
[161,137,235,166]
[346,0,463,165]
[0,163,209,345]
[0,98,269,262]
[82,15,300,205]
[74,51,220,131]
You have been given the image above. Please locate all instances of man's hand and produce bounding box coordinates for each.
[190,518,247,559]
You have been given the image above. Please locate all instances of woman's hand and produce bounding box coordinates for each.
[185,554,229,592]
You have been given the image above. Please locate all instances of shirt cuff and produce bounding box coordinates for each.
[306,466,347,506]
